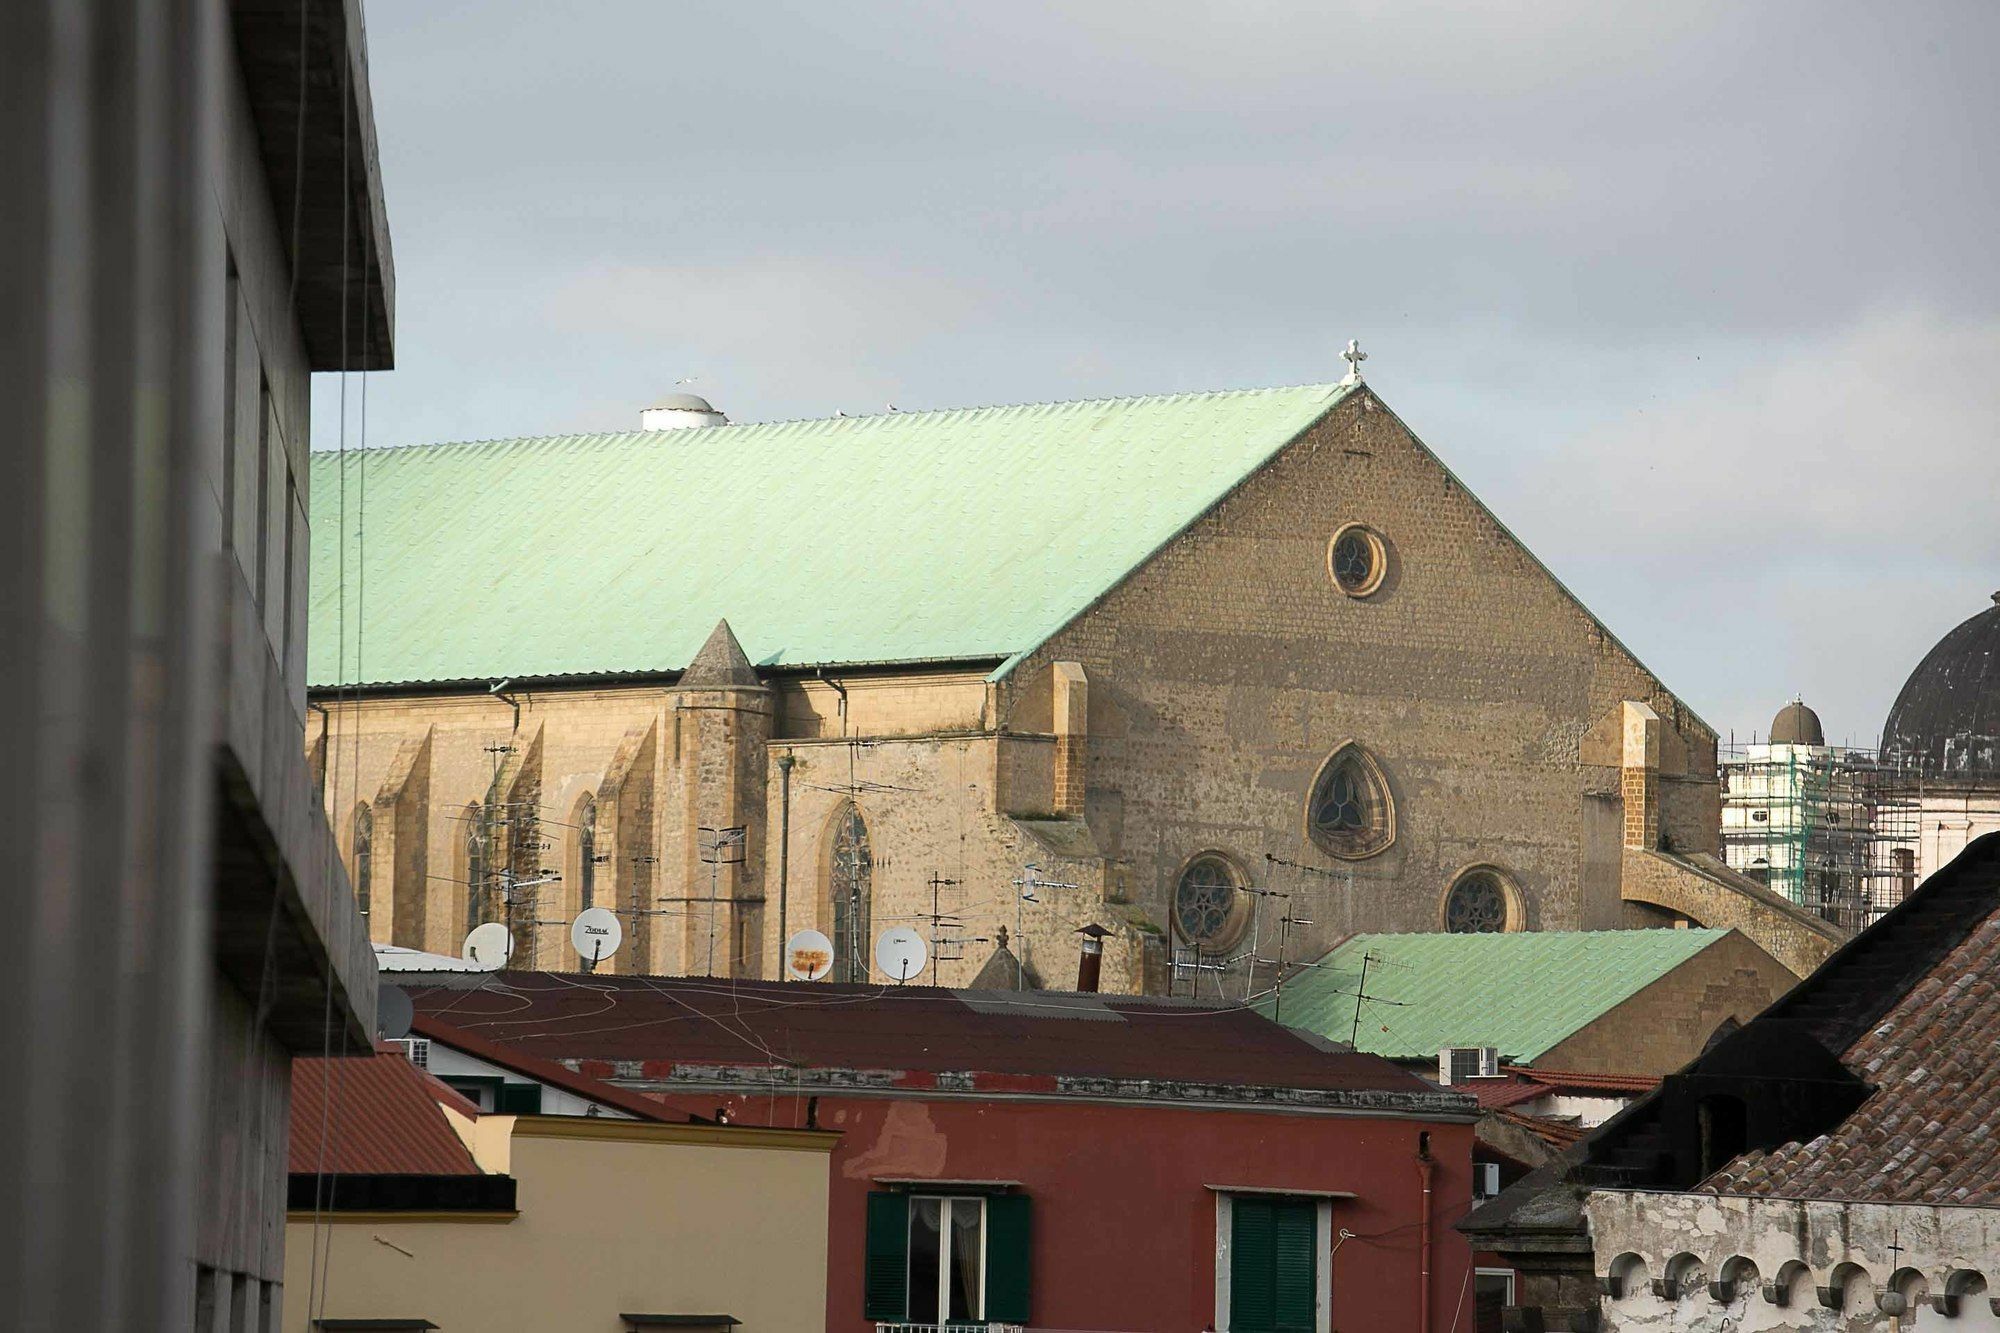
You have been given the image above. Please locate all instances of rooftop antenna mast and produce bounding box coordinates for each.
[1011,863,1079,989]
[1243,878,1315,1019]
[923,870,972,985]
[697,825,747,977]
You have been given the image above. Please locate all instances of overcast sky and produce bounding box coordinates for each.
[317,1,2000,745]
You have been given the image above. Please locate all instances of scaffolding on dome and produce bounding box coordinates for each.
[1719,740,1921,930]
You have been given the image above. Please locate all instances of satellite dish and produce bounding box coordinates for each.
[462,922,514,970]
[785,928,834,981]
[570,907,623,967]
[376,984,413,1041]
[874,926,928,983]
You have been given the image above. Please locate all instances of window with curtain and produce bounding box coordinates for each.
[863,1191,1030,1326]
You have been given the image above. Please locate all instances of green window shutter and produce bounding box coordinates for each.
[863,1191,910,1321]
[496,1083,543,1115]
[1230,1198,1277,1332]
[983,1193,1032,1323]
[1272,1201,1317,1333]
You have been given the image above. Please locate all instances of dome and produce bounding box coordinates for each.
[650,392,715,413]
[1769,698,1824,746]
[1882,592,2000,778]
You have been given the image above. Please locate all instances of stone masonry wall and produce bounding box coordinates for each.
[1000,389,1720,972]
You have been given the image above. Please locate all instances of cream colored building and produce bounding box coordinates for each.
[308,378,1844,988]
[286,1045,834,1332]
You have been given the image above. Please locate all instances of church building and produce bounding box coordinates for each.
[307,367,1842,990]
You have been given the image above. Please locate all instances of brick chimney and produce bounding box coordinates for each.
[1052,661,1088,817]
[1621,701,1662,850]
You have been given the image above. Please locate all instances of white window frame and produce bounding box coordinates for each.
[1476,1267,1517,1307]
[1212,1193,1333,1333]
[907,1194,987,1324]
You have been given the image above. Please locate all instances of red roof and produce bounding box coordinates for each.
[290,1044,482,1176]
[1464,1066,1659,1110]
[1511,1067,1661,1095]
[404,972,1451,1102]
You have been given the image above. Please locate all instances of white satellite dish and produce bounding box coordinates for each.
[462,922,515,970]
[785,928,835,981]
[570,906,623,967]
[376,984,414,1041]
[874,926,928,983]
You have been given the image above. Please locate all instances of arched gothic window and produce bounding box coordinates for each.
[1307,743,1394,859]
[1172,853,1247,949]
[351,805,374,917]
[1442,867,1516,934]
[573,793,599,911]
[825,802,873,982]
[463,802,488,936]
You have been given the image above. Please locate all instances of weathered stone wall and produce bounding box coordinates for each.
[1537,932,1795,1074]
[999,391,1719,968]
[1586,1190,2000,1333]
[1620,850,1846,977]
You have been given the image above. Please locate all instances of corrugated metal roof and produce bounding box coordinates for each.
[1268,930,1732,1063]
[289,1044,484,1176]
[309,383,1353,688]
[402,970,1443,1098]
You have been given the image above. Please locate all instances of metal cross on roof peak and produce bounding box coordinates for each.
[1340,339,1368,386]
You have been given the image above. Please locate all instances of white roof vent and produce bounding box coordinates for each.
[640,392,727,431]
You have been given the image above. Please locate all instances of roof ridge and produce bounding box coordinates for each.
[308,379,1343,460]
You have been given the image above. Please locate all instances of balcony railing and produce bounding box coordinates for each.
[874,1324,1024,1332]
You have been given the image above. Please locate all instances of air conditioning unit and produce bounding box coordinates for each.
[394,1037,430,1070]
[1474,1162,1502,1200]
[1438,1046,1501,1085]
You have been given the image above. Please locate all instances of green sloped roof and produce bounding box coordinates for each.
[309,382,1354,688]
[1266,929,1732,1063]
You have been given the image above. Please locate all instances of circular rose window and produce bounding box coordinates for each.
[1173,854,1245,946]
[1327,523,1388,598]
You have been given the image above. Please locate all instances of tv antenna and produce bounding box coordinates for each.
[874,926,928,983]
[697,825,747,977]
[1010,863,1079,989]
[569,906,623,971]
[785,928,835,981]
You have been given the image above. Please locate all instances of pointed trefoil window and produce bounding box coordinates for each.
[1307,743,1394,859]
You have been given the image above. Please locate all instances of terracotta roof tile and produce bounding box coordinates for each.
[1704,848,2000,1205]
[290,1044,482,1177]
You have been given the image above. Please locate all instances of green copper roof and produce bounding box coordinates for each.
[310,382,1355,688]
[1266,929,1733,1063]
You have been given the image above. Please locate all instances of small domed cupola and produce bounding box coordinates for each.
[1769,698,1825,747]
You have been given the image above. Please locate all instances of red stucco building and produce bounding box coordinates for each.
[411,973,1480,1333]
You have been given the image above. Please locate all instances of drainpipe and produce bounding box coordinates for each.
[1417,1133,1434,1333]
[776,752,795,974]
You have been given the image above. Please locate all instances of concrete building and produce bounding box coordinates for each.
[4,2,390,1326]
[286,1042,834,1331]
[405,970,1481,1333]
[1461,831,2000,1333]
[305,379,1842,990]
